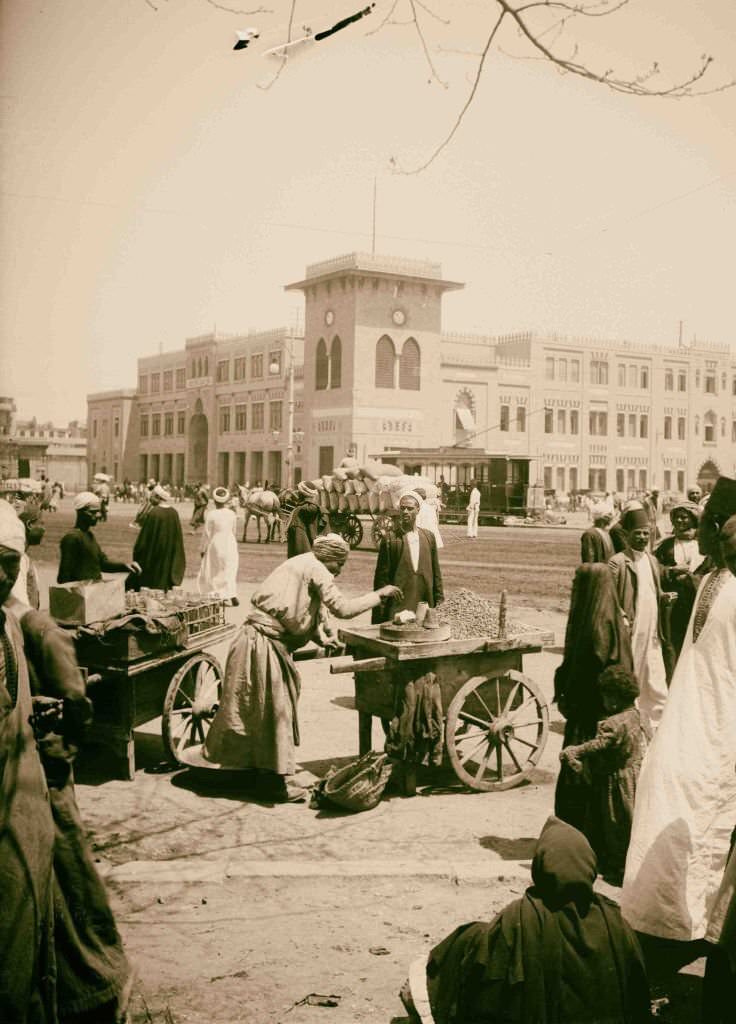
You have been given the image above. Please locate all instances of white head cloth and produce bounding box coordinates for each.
[73,491,101,512]
[0,500,26,554]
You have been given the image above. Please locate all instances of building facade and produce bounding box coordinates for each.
[1,396,88,490]
[88,252,736,497]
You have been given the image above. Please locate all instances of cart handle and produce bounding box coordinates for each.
[329,656,388,675]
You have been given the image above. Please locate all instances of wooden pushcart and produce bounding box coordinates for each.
[74,609,236,780]
[332,625,554,795]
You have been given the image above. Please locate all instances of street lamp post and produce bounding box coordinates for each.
[270,337,296,490]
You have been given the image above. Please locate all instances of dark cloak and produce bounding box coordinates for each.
[130,505,185,591]
[423,817,650,1024]
[286,502,325,559]
[553,564,633,831]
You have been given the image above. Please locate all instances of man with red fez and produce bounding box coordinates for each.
[608,504,670,733]
[621,476,736,1003]
[372,491,444,624]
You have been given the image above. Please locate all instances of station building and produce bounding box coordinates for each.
[1,395,88,490]
[87,252,736,498]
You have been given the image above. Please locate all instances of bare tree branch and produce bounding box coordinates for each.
[257,0,298,91]
[204,0,272,13]
[413,0,450,26]
[366,0,402,36]
[409,0,448,87]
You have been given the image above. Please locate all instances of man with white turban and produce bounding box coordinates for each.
[130,485,185,592]
[204,534,402,801]
[372,491,444,624]
[58,491,141,584]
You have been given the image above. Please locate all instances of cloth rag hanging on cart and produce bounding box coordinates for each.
[385,671,444,767]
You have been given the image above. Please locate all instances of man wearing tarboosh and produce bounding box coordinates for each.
[372,490,443,624]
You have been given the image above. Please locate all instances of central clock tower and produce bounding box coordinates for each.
[285,253,463,478]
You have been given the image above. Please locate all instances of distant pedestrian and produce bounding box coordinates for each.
[466,479,480,538]
[190,482,209,532]
[198,487,239,605]
[580,504,614,563]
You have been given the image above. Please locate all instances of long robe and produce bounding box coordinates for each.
[621,569,736,942]
[131,504,185,592]
[197,507,239,600]
[405,817,650,1024]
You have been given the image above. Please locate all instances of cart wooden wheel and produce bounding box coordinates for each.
[162,652,224,764]
[445,671,549,792]
[340,513,364,549]
[371,513,394,548]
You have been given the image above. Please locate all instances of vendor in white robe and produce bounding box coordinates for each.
[197,486,239,605]
[608,505,670,733]
[620,477,736,965]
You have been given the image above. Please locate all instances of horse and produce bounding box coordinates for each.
[239,486,282,543]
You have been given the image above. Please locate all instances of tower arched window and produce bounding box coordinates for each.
[330,336,342,389]
[375,336,396,389]
[315,338,329,391]
[399,338,421,390]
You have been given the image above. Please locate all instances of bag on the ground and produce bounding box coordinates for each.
[310,751,393,812]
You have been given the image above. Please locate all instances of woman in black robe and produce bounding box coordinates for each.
[400,816,650,1024]
[129,487,185,592]
[553,563,632,833]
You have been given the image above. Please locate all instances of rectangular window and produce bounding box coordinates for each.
[557,409,566,434]
[617,413,625,437]
[138,375,148,395]
[665,369,673,391]
[705,373,716,394]
[544,466,553,489]
[545,357,555,380]
[269,401,282,431]
[516,406,526,432]
[570,360,580,383]
[177,411,186,434]
[219,406,231,433]
[733,421,736,443]
[677,470,685,493]
[114,417,120,438]
[251,354,263,379]
[234,356,246,381]
[499,405,510,432]
[628,365,636,388]
[140,415,149,438]
[627,468,636,492]
[92,420,98,438]
[639,468,647,491]
[175,367,186,390]
[628,413,637,437]
[319,446,334,477]
[616,468,625,492]
[733,377,736,396]
[589,411,596,435]
[544,408,553,434]
[664,416,672,439]
[269,351,282,376]
[678,371,687,392]
[705,418,715,443]
[556,467,565,492]
[216,360,230,383]
[163,370,173,392]
[590,360,608,386]
[235,404,247,432]
[677,417,686,440]
[151,413,161,437]
[569,467,578,491]
[663,469,672,491]
[150,373,160,393]
[558,359,567,382]
[618,364,626,387]
[164,412,174,436]
[640,367,649,389]
[570,409,579,435]
[251,402,264,430]
[640,414,648,439]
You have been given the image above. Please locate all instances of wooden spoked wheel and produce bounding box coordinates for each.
[371,513,395,548]
[445,671,549,791]
[162,653,224,764]
[340,513,364,549]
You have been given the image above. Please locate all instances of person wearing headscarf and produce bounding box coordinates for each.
[553,563,633,833]
[0,501,57,1022]
[654,500,706,668]
[608,505,671,733]
[286,481,327,558]
[203,535,402,801]
[197,486,240,605]
[10,503,45,609]
[621,479,736,992]
[371,491,443,624]
[129,485,185,593]
[58,492,141,584]
[580,504,614,563]
[398,816,650,1024]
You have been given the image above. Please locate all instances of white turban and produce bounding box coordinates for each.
[313,533,350,565]
[152,484,171,501]
[73,491,101,512]
[398,489,424,508]
[0,500,27,554]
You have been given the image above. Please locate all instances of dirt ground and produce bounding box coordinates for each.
[33,500,703,1023]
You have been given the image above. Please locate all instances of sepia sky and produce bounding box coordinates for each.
[1,0,734,424]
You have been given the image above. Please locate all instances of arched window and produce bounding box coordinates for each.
[330,336,342,389]
[399,338,420,390]
[204,356,209,377]
[197,357,202,378]
[315,338,329,391]
[375,336,395,389]
[704,411,717,443]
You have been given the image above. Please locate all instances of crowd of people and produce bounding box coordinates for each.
[2,470,734,1022]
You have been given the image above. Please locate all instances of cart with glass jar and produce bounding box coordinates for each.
[72,588,236,779]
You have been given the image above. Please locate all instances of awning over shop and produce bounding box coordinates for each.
[455,406,475,430]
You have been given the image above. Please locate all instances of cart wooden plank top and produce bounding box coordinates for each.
[335,623,555,793]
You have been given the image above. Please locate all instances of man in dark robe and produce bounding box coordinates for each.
[58,492,140,584]
[654,500,705,666]
[286,483,327,559]
[129,485,185,592]
[371,491,443,624]
[580,504,614,563]
[399,816,650,1024]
